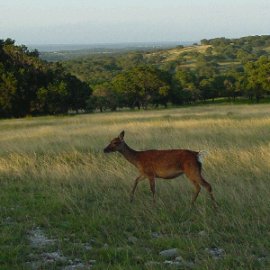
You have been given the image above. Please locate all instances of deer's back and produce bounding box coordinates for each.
[136,149,199,179]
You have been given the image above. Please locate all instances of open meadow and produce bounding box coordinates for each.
[1,104,270,269]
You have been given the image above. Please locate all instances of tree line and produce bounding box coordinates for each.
[0,39,91,117]
[84,57,270,112]
[1,36,270,117]
[64,35,270,112]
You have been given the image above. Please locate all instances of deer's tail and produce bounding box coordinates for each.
[197,150,209,164]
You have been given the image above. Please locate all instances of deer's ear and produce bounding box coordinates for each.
[119,130,125,140]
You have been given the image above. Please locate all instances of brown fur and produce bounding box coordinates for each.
[104,131,217,207]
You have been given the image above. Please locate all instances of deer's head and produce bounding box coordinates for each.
[104,131,125,153]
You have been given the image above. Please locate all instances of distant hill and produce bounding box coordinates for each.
[62,35,270,83]
[142,35,270,71]
[35,42,193,62]
[61,35,270,110]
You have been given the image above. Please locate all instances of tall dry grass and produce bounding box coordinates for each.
[0,104,270,269]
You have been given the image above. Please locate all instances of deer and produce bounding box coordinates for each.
[103,131,217,208]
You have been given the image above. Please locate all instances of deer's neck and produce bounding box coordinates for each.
[119,142,138,167]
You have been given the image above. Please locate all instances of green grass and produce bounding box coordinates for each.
[1,104,270,269]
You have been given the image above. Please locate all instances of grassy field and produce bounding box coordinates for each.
[1,104,270,269]
[145,44,212,64]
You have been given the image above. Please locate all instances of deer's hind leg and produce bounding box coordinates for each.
[191,181,201,205]
[184,166,202,205]
[200,176,217,208]
[185,165,216,207]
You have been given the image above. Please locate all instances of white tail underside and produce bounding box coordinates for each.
[198,150,209,163]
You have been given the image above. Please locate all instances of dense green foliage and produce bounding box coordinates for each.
[63,35,270,111]
[1,36,270,117]
[0,39,92,117]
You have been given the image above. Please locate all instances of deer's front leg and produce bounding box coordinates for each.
[149,177,156,204]
[130,175,144,202]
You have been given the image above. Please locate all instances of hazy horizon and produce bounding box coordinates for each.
[1,0,270,45]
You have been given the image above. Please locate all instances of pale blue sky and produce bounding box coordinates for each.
[1,0,270,44]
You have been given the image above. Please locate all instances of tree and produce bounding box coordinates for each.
[199,78,216,101]
[36,81,69,114]
[224,79,235,100]
[244,56,270,102]
[0,39,92,117]
[112,66,170,109]
[174,69,197,89]
[0,72,17,116]
[91,83,118,112]
[171,69,200,104]
[65,74,92,112]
